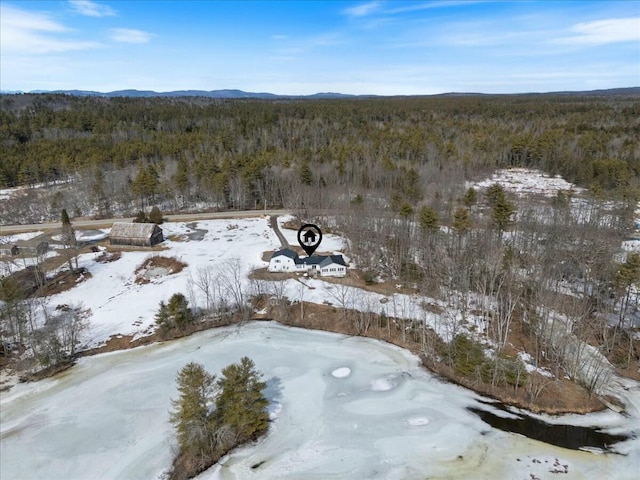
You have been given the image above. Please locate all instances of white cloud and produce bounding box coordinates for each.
[69,0,115,17]
[310,33,344,47]
[344,0,487,17]
[0,4,100,54]
[1,4,67,33]
[387,1,487,14]
[556,17,640,45]
[110,28,153,44]
[343,1,382,17]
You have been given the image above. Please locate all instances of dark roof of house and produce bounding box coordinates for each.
[301,255,325,265]
[271,248,299,260]
[320,255,347,267]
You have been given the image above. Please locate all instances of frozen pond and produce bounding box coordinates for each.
[1,322,638,480]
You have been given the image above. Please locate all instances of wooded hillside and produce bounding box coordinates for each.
[1,93,638,218]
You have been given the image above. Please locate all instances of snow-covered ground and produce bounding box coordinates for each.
[469,168,584,197]
[0,231,45,243]
[1,322,638,480]
[276,215,345,253]
[270,276,470,341]
[35,218,281,346]
[0,216,354,348]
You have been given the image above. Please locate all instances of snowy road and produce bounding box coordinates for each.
[0,209,290,234]
[1,323,638,480]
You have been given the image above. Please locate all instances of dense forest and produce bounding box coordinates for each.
[1,93,638,217]
[1,92,639,399]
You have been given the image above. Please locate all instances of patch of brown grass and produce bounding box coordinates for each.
[108,243,167,252]
[167,234,189,242]
[250,267,289,281]
[250,264,418,297]
[36,268,92,297]
[281,219,299,231]
[94,251,121,263]
[134,255,187,284]
[616,365,640,381]
[18,360,75,382]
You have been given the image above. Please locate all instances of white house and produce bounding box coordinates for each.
[267,249,299,272]
[319,255,347,277]
[268,249,347,277]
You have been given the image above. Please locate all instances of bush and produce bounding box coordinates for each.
[155,293,195,336]
[361,270,376,285]
[445,334,528,388]
[446,334,486,377]
[133,210,149,223]
[149,206,163,224]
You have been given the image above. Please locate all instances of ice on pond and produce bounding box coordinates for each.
[406,416,430,427]
[1,322,637,480]
[331,367,351,378]
[370,372,408,391]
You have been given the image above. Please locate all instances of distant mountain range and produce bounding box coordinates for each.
[4,89,366,99]
[2,87,639,98]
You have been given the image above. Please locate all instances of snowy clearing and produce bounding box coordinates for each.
[0,231,45,243]
[469,168,584,196]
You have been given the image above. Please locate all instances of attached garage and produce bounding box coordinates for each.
[109,223,164,247]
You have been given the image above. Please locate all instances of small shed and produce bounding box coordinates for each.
[35,241,49,256]
[0,245,20,256]
[21,241,49,256]
[110,222,164,247]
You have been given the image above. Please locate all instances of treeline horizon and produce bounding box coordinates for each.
[1,93,638,199]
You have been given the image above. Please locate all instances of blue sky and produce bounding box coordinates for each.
[1,0,638,94]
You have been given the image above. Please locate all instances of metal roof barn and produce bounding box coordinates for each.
[109,223,163,247]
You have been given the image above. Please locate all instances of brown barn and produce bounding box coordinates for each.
[109,223,164,247]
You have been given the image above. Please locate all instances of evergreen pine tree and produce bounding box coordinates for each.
[155,294,194,334]
[491,194,516,232]
[174,158,190,199]
[616,253,640,289]
[167,293,194,330]
[419,206,439,232]
[398,201,414,218]
[170,363,217,456]
[462,187,477,207]
[299,162,313,186]
[60,208,77,270]
[452,207,472,233]
[485,183,506,207]
[215,357,268,441]
[61,208,71,226]
[155,300,171,332]
[484,183,515,232]
[404,168,423,203]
